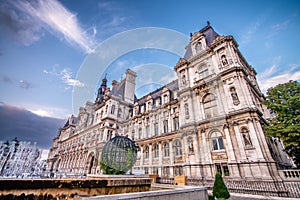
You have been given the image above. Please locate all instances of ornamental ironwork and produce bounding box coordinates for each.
[100,136,138,174]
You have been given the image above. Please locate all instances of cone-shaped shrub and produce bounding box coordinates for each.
[212,172,230,199]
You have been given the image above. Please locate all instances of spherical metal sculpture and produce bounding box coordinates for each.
[100,136,138,174]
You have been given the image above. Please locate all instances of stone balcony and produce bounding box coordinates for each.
[279,169,300,181]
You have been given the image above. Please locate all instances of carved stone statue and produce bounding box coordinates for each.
[242,131,252,146]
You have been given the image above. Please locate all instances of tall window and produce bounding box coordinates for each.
[173,117,179,131]
[117,108,122,117]
[163,120,168,133]
[164,94,168,104]
[145,146,149,159]
[163,143,169,157]
[211,131,224,151]
[154,123,158,136]
[139,127,142,139]
[175,140,182,156]
[163,167,170,176]
[203,93,218,118]
[154,144,159,158]
[147,102,151,111]
[111,105,115,114]
[174,166,183,176]
[146,126,150,138]
[197,65,209,80]
[216,164,230,176]
[131,130,135,141]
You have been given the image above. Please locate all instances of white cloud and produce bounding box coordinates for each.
[258,64,300,93]
[272,20,290,31]
[9,0,95,53]
[60,69,84,88]
[27,105,70,119]
[44,67,84,89]
[30,109,53,117]
[92,26,97,38]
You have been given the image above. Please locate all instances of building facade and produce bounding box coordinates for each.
[47,23,297,196]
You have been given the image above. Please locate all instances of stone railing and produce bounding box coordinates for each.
[279,169,300,181]
[157,176,300,198]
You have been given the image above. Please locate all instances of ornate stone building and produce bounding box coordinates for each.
[47,23,298,197]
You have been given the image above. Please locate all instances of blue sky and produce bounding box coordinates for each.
[0,0,300,148]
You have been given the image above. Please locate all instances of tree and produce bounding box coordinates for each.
[212,172,230,199]
[264,80,300,168]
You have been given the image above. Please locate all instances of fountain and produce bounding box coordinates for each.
[0,137,151,199]
[0,136,208,199]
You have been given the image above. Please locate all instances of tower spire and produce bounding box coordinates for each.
[95,74,108,104]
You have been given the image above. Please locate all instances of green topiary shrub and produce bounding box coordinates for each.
[212,172,230,199]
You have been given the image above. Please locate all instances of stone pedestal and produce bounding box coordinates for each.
[174,175,186,186]
[148,174,159,183]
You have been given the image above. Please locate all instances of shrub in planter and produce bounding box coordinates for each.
[212,172,230,199]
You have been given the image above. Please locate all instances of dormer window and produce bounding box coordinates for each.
[196,42,203,52]
[164,94,168,104]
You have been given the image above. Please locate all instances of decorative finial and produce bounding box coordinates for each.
[190,32,193,37]
[207,21,210,26]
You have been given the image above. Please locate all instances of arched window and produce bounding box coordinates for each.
[241,127,252,147]
[163,143,169,157]
[203,93,218,118]
[111,105,115,114]
[145,146,149,159]
[175,140,182,156]
[211,131,224,151]
[117,108,122,117]
[163,120,168,133]
[154,144,159,158]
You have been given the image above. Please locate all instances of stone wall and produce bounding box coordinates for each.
[0,176,152,199]
[75,185,208,200]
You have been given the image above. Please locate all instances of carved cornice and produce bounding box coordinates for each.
[210,35,237,50]
[174,58,188,71]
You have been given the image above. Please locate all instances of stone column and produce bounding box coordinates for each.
[149,144,153,174]
[202,132,211,163]
[159,142,163,165]
[223,124,236,162]
[183,136,189,162]
[158,142,162,176]
[233,122,247,160]
[193,133,200,163]
[140,145,144,167]
[103,129,108,141]
[247,119,264,159]
[169,140,174,177]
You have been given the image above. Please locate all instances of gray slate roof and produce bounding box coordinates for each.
[184,24,219,60]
